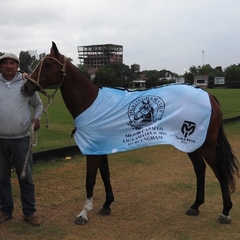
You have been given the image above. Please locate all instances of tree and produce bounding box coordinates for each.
[159,69,168,78]
[94,66,119,87]
[225,64,240,82]
[77,65,90,79]
[200,64,213,75]
[19,51,40,73]
[189,65,200,75]
[105,62,134,85]
[143,70,159,79]
[94,62,133,87]
[145,75,160,88]
[183,71,194,84]
[30,56,39,72]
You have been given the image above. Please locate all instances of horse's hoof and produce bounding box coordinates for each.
[185,207,199,216]
[98,207,111,215]
[74,216,88,225]
[217,215,231,224]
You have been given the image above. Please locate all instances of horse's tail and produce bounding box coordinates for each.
[217,120,240,193]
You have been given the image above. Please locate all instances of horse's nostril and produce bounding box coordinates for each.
[21,84,29,95]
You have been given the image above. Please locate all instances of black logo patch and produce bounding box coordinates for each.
[181,121,196,138]
[128,95,165,129]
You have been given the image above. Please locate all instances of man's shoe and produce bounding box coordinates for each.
[0,212,12,224]
[24,214,40,226]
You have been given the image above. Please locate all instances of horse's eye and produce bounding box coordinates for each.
[45,62,51,67]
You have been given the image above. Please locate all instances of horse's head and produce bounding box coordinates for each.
[22,42,67,97]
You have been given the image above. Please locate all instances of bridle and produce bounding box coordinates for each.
[24,54,68,126]
[25,55,68,100]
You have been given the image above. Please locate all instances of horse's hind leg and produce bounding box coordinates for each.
[216,176,232,224]
[201,148,232,224]
[202,94,238,224]
[186,149,232,224]
[98,155,115,215]
[186,151,206,216]
[75,155,100,225]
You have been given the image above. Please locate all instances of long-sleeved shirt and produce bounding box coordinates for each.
[0,72,43,139]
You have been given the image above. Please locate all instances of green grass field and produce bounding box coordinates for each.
[206,88,240,118]
[33,88,240,152]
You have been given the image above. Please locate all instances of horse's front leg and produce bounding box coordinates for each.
[98,155,114,215]
[186,151,206,216]
[75,155,100,225]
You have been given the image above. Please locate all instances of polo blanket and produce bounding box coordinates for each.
[74,84,211,155]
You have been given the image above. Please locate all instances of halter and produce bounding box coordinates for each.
[25,55,67,100]
[24,54,68,129]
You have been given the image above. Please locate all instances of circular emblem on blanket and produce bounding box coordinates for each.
[128,95,165,129]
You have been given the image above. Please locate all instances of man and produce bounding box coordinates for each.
[0,53,43,226]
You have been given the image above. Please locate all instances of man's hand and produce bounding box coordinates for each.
[32,118,40,131]
[22,73,29,79]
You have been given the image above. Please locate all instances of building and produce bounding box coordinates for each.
[77,44,123,69]
[131,63,140,72]
[130,73,146,88]
[194,74,208,87]
[131,80,146,88]
[175,77,185,84]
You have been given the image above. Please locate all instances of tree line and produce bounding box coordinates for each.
[1,51,240,88]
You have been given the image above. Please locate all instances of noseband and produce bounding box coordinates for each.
[25,55,67,99]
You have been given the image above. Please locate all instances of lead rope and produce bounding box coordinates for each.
[20,98,53,179]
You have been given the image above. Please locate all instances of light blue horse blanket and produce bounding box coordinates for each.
[74,84,211,155]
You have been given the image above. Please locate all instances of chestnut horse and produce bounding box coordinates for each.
[22,42,239,225]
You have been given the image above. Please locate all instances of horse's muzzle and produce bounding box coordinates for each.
[21,83,35,96]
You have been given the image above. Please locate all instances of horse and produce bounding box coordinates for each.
[22,42,239,225]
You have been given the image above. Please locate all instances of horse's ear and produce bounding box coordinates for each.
[50,41,60,56]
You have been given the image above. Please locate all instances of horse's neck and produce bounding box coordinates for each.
[60,65,99,119]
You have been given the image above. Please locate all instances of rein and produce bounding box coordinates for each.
[20,55,67,179]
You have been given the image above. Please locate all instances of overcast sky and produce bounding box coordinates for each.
[1,0,239,75]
